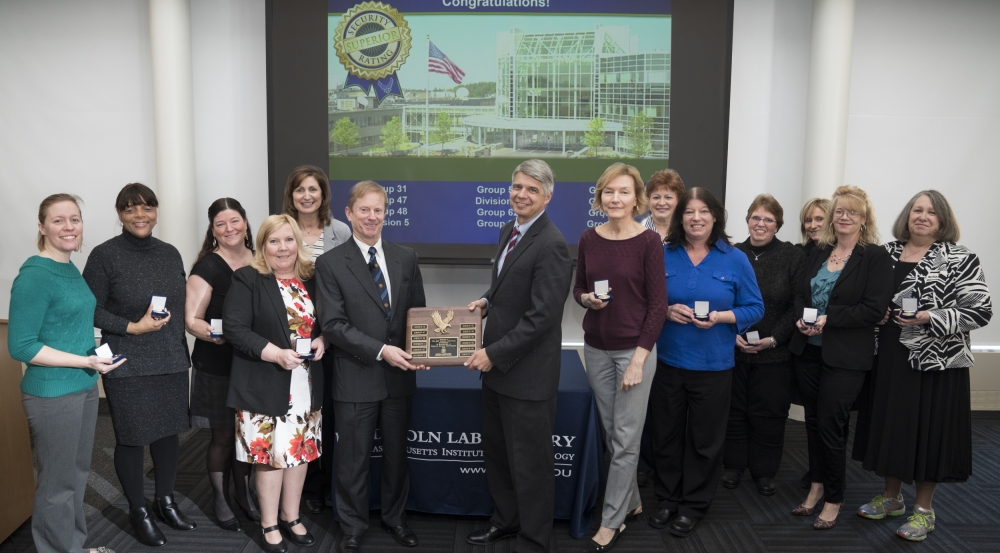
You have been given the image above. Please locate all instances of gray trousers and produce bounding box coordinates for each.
[584,345,656,529]
[21,384,99,553]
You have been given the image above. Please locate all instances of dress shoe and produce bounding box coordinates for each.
[382,521,418,547]
[279,518,315,546]
[754,476,777,496]
[647,508,677,529]
[814,504,843,530]
[338,534,361,553]
[721,469,742,489]
[153,494,196,531]
[260,525,288,553]
[588,525,624,552]
[668,515,697,538]
[129,506,167,547]
[624,507,642,522]
[217,515,241,532]
[466,525,518,545]
[304,497,325,513]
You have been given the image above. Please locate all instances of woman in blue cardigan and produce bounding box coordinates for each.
[647,187,763,539]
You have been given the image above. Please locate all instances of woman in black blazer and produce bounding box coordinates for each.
[224,214,326,553]
[787,186,892,529]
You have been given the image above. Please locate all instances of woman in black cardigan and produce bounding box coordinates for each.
[224,215,326,553]
[788,185,892,529]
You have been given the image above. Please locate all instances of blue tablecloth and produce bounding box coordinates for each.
[354,350,603,538]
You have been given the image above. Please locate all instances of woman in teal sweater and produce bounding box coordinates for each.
[8,194,123,553]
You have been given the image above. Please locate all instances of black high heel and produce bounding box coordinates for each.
[217,515,241,532]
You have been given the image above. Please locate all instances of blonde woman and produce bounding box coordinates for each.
[224,215,326,553]
[788,186,892,529]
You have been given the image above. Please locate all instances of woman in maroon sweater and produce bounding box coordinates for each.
[574,163,668,552]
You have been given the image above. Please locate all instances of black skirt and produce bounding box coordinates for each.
[103,371,191,446]
[190,368,235,429]
[852,321,972,484]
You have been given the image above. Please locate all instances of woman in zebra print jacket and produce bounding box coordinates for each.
[853,190,992,543]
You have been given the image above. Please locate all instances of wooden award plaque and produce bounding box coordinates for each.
[406,306,483,366]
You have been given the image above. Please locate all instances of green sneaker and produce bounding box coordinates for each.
[897,506,936,542]
[857,494,905,520]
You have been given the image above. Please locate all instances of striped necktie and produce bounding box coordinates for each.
[504,227,520,264]
[368,247,390,317]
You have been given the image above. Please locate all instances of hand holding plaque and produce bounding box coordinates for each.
[407,306,483,366]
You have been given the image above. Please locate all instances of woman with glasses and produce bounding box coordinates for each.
[721,195,804,496]
[788,185,892,529]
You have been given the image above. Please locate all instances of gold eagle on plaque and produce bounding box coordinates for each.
[431,310,454,334]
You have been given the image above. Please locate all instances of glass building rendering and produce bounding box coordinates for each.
[464,25,670,158]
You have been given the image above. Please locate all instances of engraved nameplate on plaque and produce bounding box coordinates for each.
[406,306,483,366]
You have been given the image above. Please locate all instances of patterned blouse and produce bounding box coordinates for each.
[884,241,992,370]
[304,232,324,263]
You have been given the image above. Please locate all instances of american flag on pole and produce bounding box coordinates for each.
[428,41,465,85]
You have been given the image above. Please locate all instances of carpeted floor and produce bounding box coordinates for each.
[3,404,1000,552]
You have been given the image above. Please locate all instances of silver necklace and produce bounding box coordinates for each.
[830,251,852,264]
[749,248,766,261]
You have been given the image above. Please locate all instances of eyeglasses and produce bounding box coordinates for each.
[834,209,860,219]
[749,216,776,225]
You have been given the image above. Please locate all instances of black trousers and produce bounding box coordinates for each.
[482,385,557,553]
[637,392,656,474]
[794,345,866,504]
[333,395,412,535]
[723,358,794,478]
[303,363,335,502]
[651,362,732,521]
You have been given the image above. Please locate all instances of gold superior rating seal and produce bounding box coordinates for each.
[334,2,411,105]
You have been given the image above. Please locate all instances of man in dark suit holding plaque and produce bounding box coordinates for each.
[315,181,426,553]
[465,160,573,553]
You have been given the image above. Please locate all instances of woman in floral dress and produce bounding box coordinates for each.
[224,215,326,553]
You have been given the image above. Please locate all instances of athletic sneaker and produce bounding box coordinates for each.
[857,494,905,520]
[897,506,936,542]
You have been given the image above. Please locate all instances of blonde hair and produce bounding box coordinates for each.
[37,194,84,252]
[798,197,830,245]
[250,215,314,280]
[347,180,388,209]
[817,186,879,247]
[592,163,647,215]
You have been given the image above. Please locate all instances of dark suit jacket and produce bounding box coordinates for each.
[481,212,573,401]
[315,239,426,403]
[789,243,893,370]
[223,266,324,417]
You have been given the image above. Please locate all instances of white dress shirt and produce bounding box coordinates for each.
[353,235,392,360]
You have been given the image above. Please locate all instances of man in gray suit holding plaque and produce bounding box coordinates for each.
[465,160,573,553]
[315,180,426,553]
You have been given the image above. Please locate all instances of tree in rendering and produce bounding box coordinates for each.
[583,117,606,156]
[380,116,405,154]
[624,112,653,158]
[431,112,453,155]
[330,117,359,154]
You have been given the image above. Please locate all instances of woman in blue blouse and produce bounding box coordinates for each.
[647,188,763,539]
